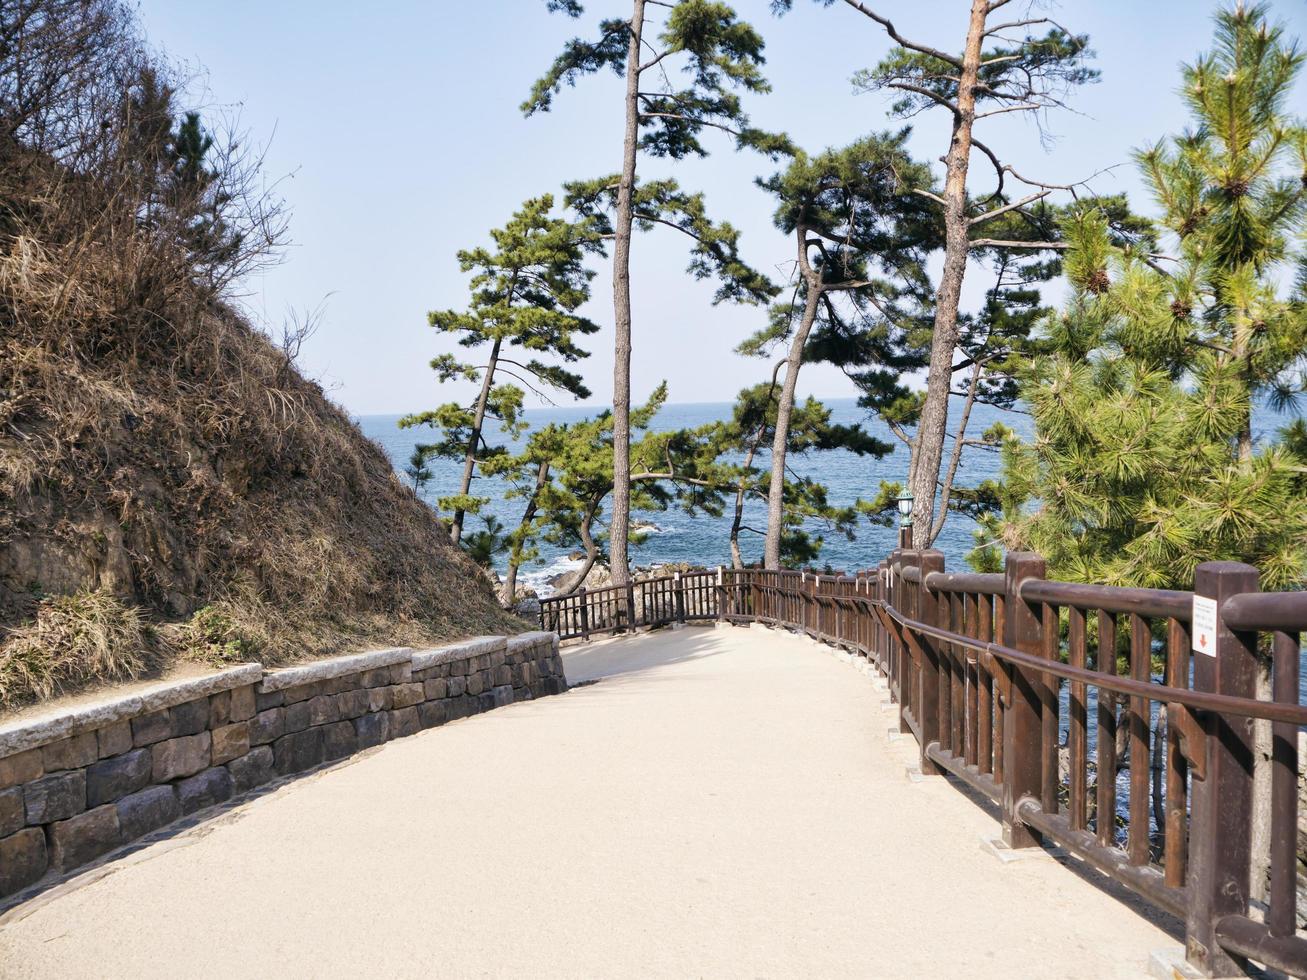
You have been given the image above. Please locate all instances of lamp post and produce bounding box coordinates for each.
[896,492,914,548]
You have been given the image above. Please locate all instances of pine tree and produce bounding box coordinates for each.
[984,4,1307,590]
[527,0,780,586]
[705,382,889,568]
[743,131,937,567]
[400,195,602,545]
[774,0,1099,547]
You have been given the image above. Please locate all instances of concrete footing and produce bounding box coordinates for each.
[979,835,1068,864]
[1146,947,1210,979]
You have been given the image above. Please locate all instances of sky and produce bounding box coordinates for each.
[135,1,1307,417]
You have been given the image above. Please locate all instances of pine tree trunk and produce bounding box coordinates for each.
[927,359,982,546]
[730,435,764,569]
[608,0,645,588]
[452,336,503,545]
[503,564,519,605]
[562,502,602,595]
[906,0,987,547]
[504,459,550,605]
[764,282,822,568]
[1251,661,1273,903]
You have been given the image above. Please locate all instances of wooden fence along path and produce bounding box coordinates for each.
[539,552,1307,977]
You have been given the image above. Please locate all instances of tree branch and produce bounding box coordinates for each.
[839,0,963,68]
[968,190,1050,227]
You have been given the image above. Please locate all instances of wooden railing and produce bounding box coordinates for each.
[539,552,1307,977]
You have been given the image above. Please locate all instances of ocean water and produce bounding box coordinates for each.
[359,399,1022,593]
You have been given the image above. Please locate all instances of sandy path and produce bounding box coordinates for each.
[0,624,1174,978]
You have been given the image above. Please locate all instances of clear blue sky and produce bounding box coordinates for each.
[137,1,1307,417]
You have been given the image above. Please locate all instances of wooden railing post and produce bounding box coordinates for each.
[1185,561,1259,976]
[916,550,945,775]
[891,549,908,733]
[674,571,685,624]
[875,561,888,674]
[1002,551,1046,849]
[715,566,725,623]
[626,580,637,632]
[578,587,590,642]
[897,550,920,741]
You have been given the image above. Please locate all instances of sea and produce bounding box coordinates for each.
[360,398,1020,595]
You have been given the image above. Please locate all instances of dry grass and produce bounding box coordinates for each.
[0,153,523,713]
[0,590,154,707]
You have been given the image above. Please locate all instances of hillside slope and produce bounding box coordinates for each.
[0,171,518,710]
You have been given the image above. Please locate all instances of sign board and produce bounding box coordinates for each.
[1192,595,1218,656]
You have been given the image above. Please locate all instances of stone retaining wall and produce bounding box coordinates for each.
[0,632,565,900]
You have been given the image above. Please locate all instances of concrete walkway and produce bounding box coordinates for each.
[0,625,1175,978]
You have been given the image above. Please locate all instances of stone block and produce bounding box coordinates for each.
[131,709,173,747]
[24,770,86,824]
[388,663,412,684]
[229,684,256,721]
[48,804,120,872]
[321,722,358,761]
[417,700,448,730]
[227,746,274,793]
[284,700,311,734]
[273,728,324,776]
[0,827,47,896]
[170,698,210,737]
[307,695,338,727]
[493,665,512,687]
[545,675,568,696]
[0,786,23,837]
[447,675,467,698]
[42,732,98,772]
[489,648,506,669]
[325,672,362,695]
[255,690,284,711]
[280,681,321,705]
[369,687,393,712]
[0,748,43,791]
[209,689,233,727]
[360,667,391,688]
[151,732,212,783]
[390,683,424,709]
[116,785,179,840]
[467,672,487,697]
[490,685,514,708]
[248,708,284,746]
[86,748,151,807]
[423,677,448,701]
[334,689,370,720]
[476,691,496,713]
[177,767,233,815]
[97,722,133,759]
[211,723,250,766]
[388,707,420,739]
[354,712,389,749]
[456,695,479,720]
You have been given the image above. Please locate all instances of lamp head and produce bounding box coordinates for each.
[896,492,914,526]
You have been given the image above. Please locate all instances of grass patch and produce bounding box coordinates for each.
[0,591,154,709]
